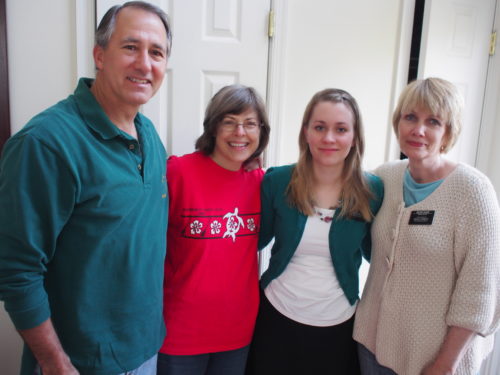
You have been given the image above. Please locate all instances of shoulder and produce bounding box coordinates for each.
[263,164,295,182]
[454,163,493,186]
[167,152,202,174]
[5,97,81,156]
[363,172,384,212]
[374,159,407,177]
[15,97,79,139]
[451,163,498,204]
[261,164,295,194]
[364,172,383,191]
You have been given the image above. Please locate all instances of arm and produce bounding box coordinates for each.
[361,174,384,261]
[0,135,76,370]
[257,169,276,250]
[425,171,500,374]
[19,319,79,375]
[446,172,500,337]
[421,326,475,375]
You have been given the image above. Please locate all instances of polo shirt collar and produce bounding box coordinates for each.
[74,77,142,140]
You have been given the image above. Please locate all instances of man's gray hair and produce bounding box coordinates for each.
[95,1,172,56]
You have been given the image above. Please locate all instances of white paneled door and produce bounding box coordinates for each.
[96,0,271,156]
[418,0,497,166]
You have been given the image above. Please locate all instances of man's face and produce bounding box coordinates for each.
[93,7,168,111]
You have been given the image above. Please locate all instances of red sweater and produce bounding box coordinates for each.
[160,152,263,355]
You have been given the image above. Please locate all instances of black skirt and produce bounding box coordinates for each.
[246,289,360,375]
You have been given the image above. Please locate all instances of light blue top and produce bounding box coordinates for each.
[403,168,443,206]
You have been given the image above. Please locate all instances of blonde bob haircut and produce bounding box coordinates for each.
[392,77,463,153]
[287,88,374,221]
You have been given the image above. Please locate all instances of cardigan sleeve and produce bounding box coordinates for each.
[361,173,385,262]
[258,167,276,250]
[446,171,500,337]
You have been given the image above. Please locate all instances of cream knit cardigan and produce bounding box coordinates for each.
[354,160,500,375]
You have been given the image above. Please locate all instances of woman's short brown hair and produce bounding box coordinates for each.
[195,84,270,162]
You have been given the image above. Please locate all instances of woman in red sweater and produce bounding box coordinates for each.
[157,85,270,375]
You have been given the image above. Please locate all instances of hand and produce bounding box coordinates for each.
[420,326,475,375]
[243,156,263,171]
[40,358,79,375]
[19,319,79,375]
[41,365,79,375]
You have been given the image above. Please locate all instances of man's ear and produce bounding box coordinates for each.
[93,45,104,71]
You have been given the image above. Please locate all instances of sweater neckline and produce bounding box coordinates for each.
[399,160,462,208]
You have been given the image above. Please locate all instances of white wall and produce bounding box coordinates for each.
[7,0,77,134]
[2,1,500,374]
[1,1,77,374]
[275,0,402,170]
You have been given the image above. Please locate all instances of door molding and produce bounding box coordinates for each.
[476,0,500,172]
[265,0,288,167]
[0,0,10,153]
[385,0,416,161]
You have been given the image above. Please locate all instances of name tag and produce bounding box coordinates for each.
[409,210,435,225]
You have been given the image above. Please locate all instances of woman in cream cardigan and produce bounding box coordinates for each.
[354,77,500,375]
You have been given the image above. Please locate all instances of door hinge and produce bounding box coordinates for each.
[268,9,275,38]
[490,31,497,56]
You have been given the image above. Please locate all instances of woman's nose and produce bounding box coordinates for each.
[323,130,336,142]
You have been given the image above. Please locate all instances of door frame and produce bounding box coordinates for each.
[264,0,288,167]
[0,0,10,153]
[476,0,500,172]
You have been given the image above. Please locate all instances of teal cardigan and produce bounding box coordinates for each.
[259,164,384,305]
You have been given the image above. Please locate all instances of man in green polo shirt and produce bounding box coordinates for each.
[0,2,171,374]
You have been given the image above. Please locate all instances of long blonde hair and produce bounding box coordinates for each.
[287,88,373,221]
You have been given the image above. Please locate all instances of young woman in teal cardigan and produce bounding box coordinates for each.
[246,89,384,375]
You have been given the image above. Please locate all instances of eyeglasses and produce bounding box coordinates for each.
[220,119,261,133]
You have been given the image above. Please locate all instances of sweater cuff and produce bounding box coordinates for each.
[4,291,51,330]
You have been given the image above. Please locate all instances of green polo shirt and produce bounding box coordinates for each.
[0,78,168,375]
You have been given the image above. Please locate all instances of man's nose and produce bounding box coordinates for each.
[135,50,152,72]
